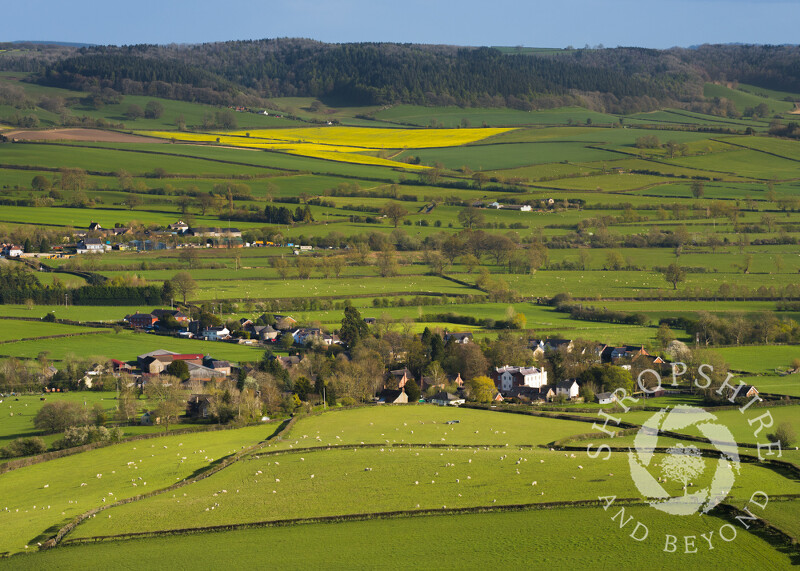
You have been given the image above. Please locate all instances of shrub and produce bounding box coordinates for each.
[768,422,796,448]
[53,425,122,450]
[0,437,47,458]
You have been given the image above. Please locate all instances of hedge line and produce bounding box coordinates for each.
[0,330,107,345]
[715,502,800,557]
[60,497,646,546]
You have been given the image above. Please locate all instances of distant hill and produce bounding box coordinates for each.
[0,40,798,113]
[12,40,97,48]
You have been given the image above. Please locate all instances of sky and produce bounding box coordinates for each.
[5,0,799,49]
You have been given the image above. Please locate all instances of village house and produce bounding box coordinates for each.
[140,353,204,375]
[377,388,408,404]
[151,309,190,324]
[429,391,466,406]
[186,394,212,419]
[202,326,230,341]
[289,327,340,346]
[128,312,159,329]
[1,244,24,257]
[76,238,106,254]
[444,331,473,345]
[420,373,464,394]
[491,365,548,393]
[529,338,573,359]
[505,386,554,403]
[277,355,302,370]
[272,315,298,330]
[168,220,190,234]
[386,368,415,389]
[600,345,651,363]
[248,324,279,342]
[596,391,617,405]
[556,379,580,399]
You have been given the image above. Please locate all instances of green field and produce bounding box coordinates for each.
[0,320,101,341]
[69,442,798,539]
[711,346,800,374]
[0,392,120,447]
[6,505,792,569]
[0,424,273,555]
[0,331,264,362]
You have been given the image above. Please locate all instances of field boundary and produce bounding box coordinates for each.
[716,502,800,563]
[0,330,108,345]
[58,497,646,546]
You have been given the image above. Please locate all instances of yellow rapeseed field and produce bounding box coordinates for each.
[140,126,510,169]
[218,126,512,148]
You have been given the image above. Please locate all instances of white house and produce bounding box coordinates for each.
[556,379,580,399]
[3,245,23,257]
[77,238,106,254]
[202,326,230,341]
[491,366,548,393]
[596,392,616,405]
[430,391,465,406]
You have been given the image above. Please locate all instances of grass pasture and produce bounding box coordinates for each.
[711,346,800,374]
[0,425,273,555]
[7,505,792,569]
[0,320,101,342]
[68,443,799,540]
[0,331,264,362]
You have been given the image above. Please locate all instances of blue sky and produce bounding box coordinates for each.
[5,0,799,49]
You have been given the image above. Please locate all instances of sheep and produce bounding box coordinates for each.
[532,481,537,486]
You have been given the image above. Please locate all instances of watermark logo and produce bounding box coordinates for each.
[628,406,739,516]
[586,363,783,553]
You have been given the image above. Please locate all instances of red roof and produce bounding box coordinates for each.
[171,354,204,361]
[110,359,126,366]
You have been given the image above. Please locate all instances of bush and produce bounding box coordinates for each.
[0,437,47,458]
[53,425,122,450]
[768,422,796,448]
[340,396,356,407]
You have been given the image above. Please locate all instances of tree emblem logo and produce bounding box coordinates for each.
[628,406,740,516]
